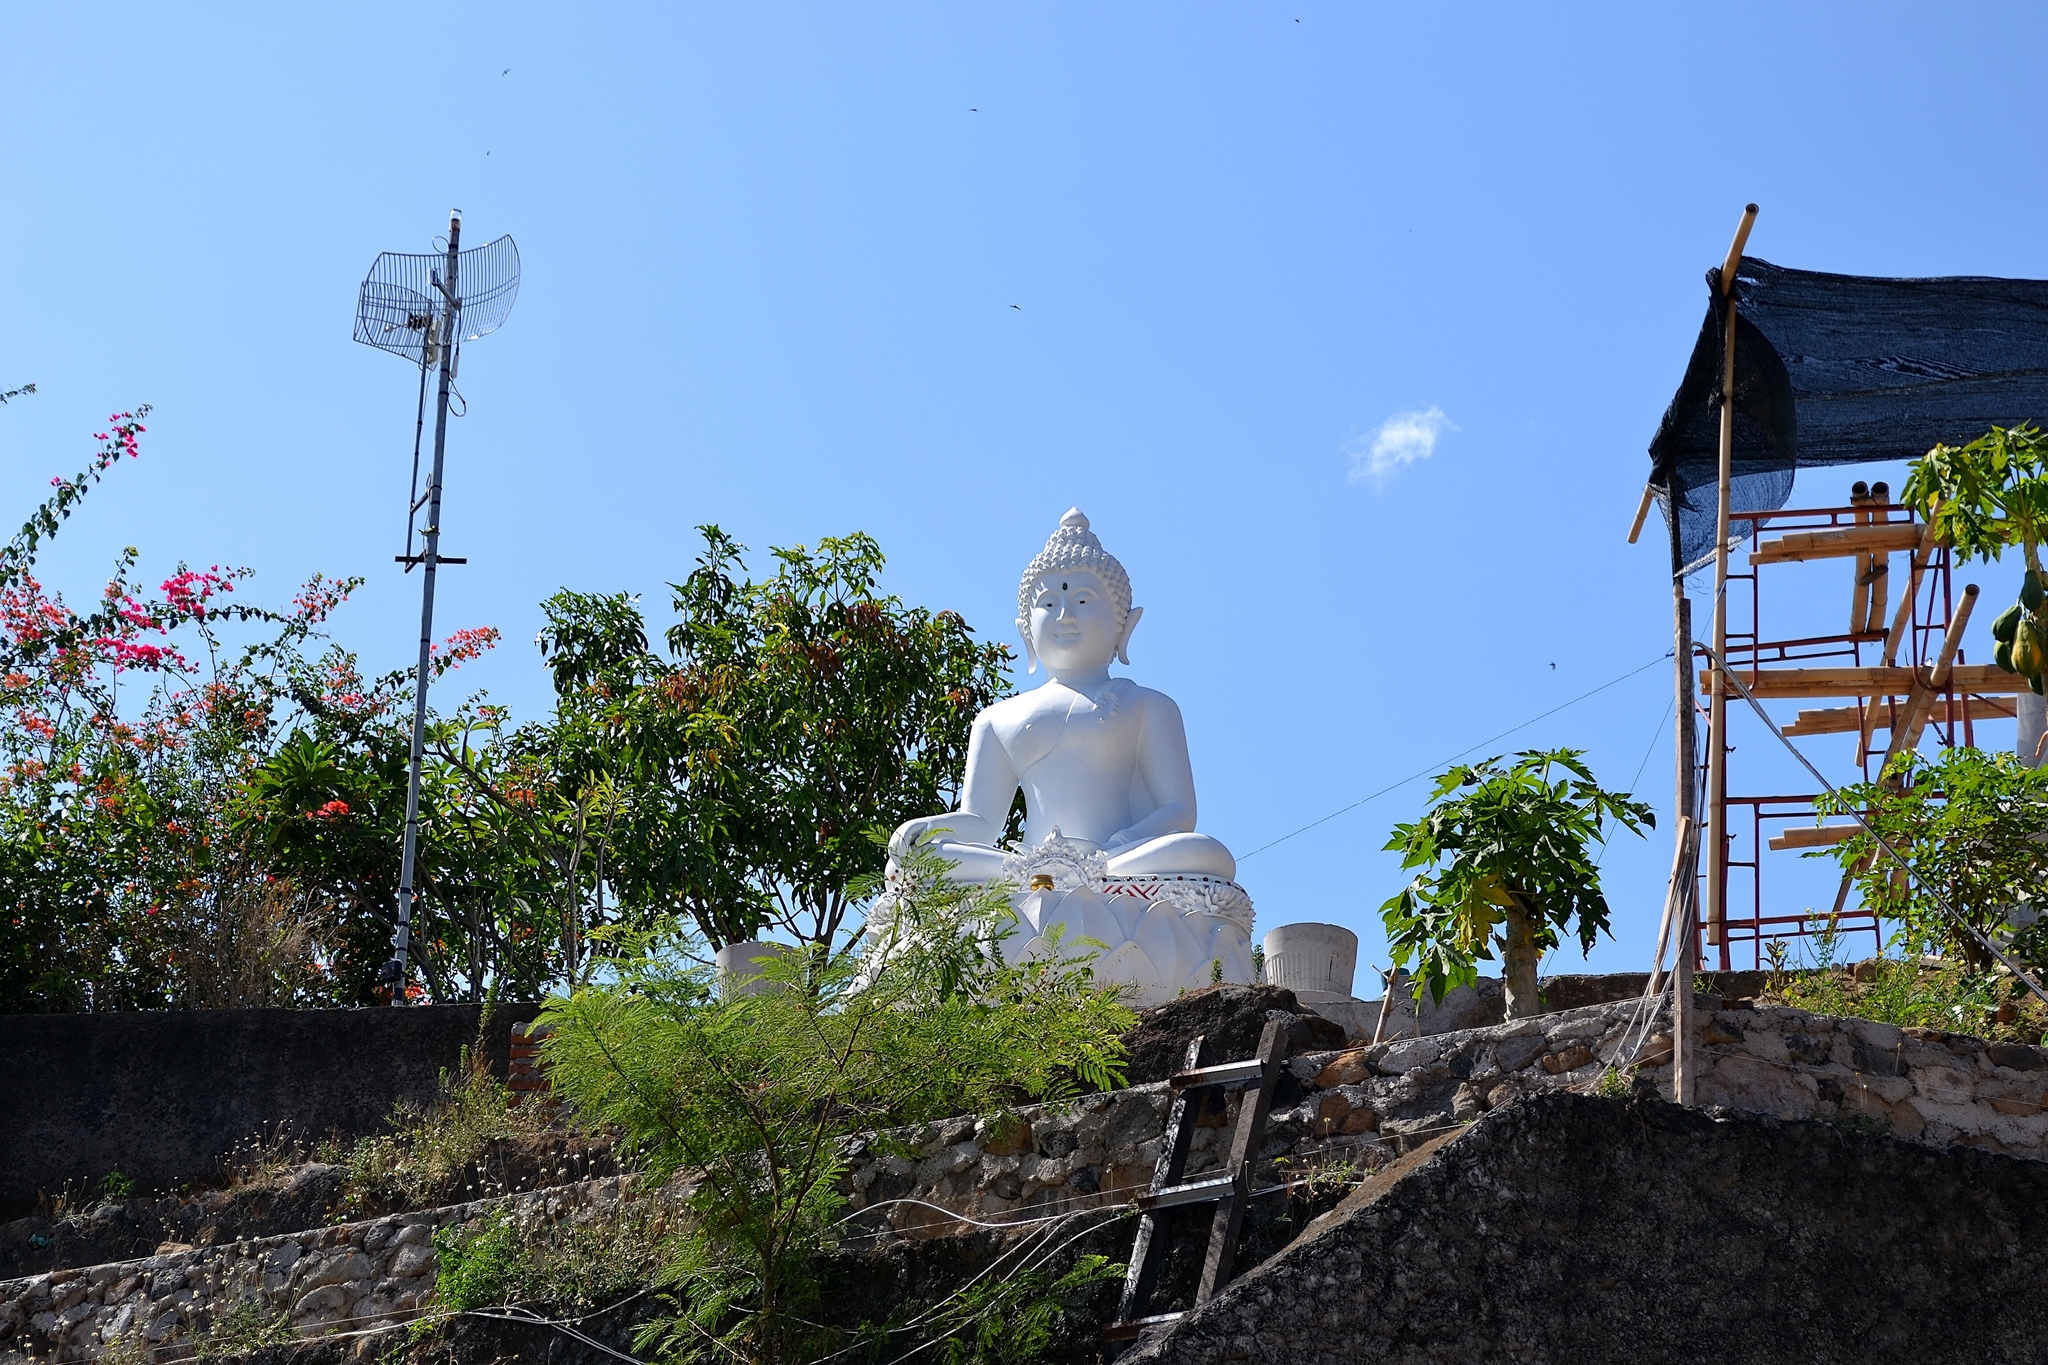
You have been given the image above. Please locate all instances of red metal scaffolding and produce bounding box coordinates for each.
[1695,487,2022,970]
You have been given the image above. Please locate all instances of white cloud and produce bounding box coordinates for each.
[1348,406,1456,485]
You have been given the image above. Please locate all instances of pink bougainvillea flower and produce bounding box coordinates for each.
[432,625,501,673]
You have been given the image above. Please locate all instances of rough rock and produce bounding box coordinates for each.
[1126,1091,2048,1364]
[1117,985,1346,1084]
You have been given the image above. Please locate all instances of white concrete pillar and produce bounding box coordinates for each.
[716,940,794,998]
[1262,922,1359,1001]
[2019,690,2046,770]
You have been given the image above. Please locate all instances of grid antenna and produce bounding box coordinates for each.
[351,211,520,1004]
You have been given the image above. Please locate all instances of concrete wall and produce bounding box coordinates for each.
[0,1004,539,1216]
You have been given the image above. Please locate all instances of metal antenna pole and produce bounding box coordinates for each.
[385,209,465,1003]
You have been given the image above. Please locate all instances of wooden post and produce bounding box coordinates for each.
[1371,967,1402,1044]
[1706,203,1758,960]
[1672,585,1698,1103]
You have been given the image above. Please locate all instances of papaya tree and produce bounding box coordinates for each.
[1381,749,1653,1019]
[1904,422,2048,694]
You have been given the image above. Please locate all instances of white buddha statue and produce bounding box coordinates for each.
[884,509,1255,1004]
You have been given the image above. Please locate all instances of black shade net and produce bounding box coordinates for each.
[1648,256,2048,573]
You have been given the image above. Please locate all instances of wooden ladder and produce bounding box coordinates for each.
[1104,1017,1289,1342]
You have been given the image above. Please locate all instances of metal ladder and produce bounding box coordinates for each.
[1105,1017,1289,1342]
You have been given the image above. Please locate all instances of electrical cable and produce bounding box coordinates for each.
[1238,651,1673,862]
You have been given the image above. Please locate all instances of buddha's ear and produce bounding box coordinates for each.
[1115,605,1143,666]
[1018,623,1039,674]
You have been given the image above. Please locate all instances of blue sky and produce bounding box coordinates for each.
[4,4,2044,983]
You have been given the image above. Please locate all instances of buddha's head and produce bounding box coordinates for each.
[1016,508,1143,675]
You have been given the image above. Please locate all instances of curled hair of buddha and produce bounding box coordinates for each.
[1016,508,1132,635]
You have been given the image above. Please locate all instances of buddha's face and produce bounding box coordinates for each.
[1027,569,1121,675]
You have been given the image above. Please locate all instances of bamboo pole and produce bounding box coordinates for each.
[1879,583,1980,770]
[1883,522,1943,666]
[1627,483,1657,544]
[1784,694,2015,736]
[1707,203,1760,957]
[1747,522,1923,564]
[1859,518,1943,762]
[1849,482,1874,634]
[1694,663,2021,699]
[1867,480,1892,636]
[1766,824,1863,852]
[1370,966,1404,1045]
[1670,816,1700,1106]
[1647,814,1695,996]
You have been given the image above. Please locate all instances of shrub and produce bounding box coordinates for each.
[196,1298,293,1358]
[432,1210,522,1314]
[1813,747,2048,970]
[539,845,1134,1365]
[329,1045,553,1217]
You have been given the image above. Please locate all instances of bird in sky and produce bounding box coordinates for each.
[1010,304,1020,310]
[502,68,510,75]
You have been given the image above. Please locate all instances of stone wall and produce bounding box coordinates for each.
[1124,1091,2048,1364]
[1690,996,2048,1155]
[838,992,2048,1238]
[14,992,2046,1360]
[0,1180,626,1364]
[0,1005,542,1216]
[1314,969,1771,1041]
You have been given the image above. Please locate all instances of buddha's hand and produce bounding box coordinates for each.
[888,812,995,863]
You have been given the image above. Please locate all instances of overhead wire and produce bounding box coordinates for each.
[1238,651,1675,862]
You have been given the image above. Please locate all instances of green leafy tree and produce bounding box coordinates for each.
[1815,747,2048,970]
[532,527,1012,950]
[1381,749,1653,1018]
[538,846,1133,1365]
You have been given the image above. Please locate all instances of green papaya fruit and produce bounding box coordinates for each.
[1997,638,2017,673]
[2016,618,2047,680]
[2025,568,2045,611]
[1995,602,2023,644]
